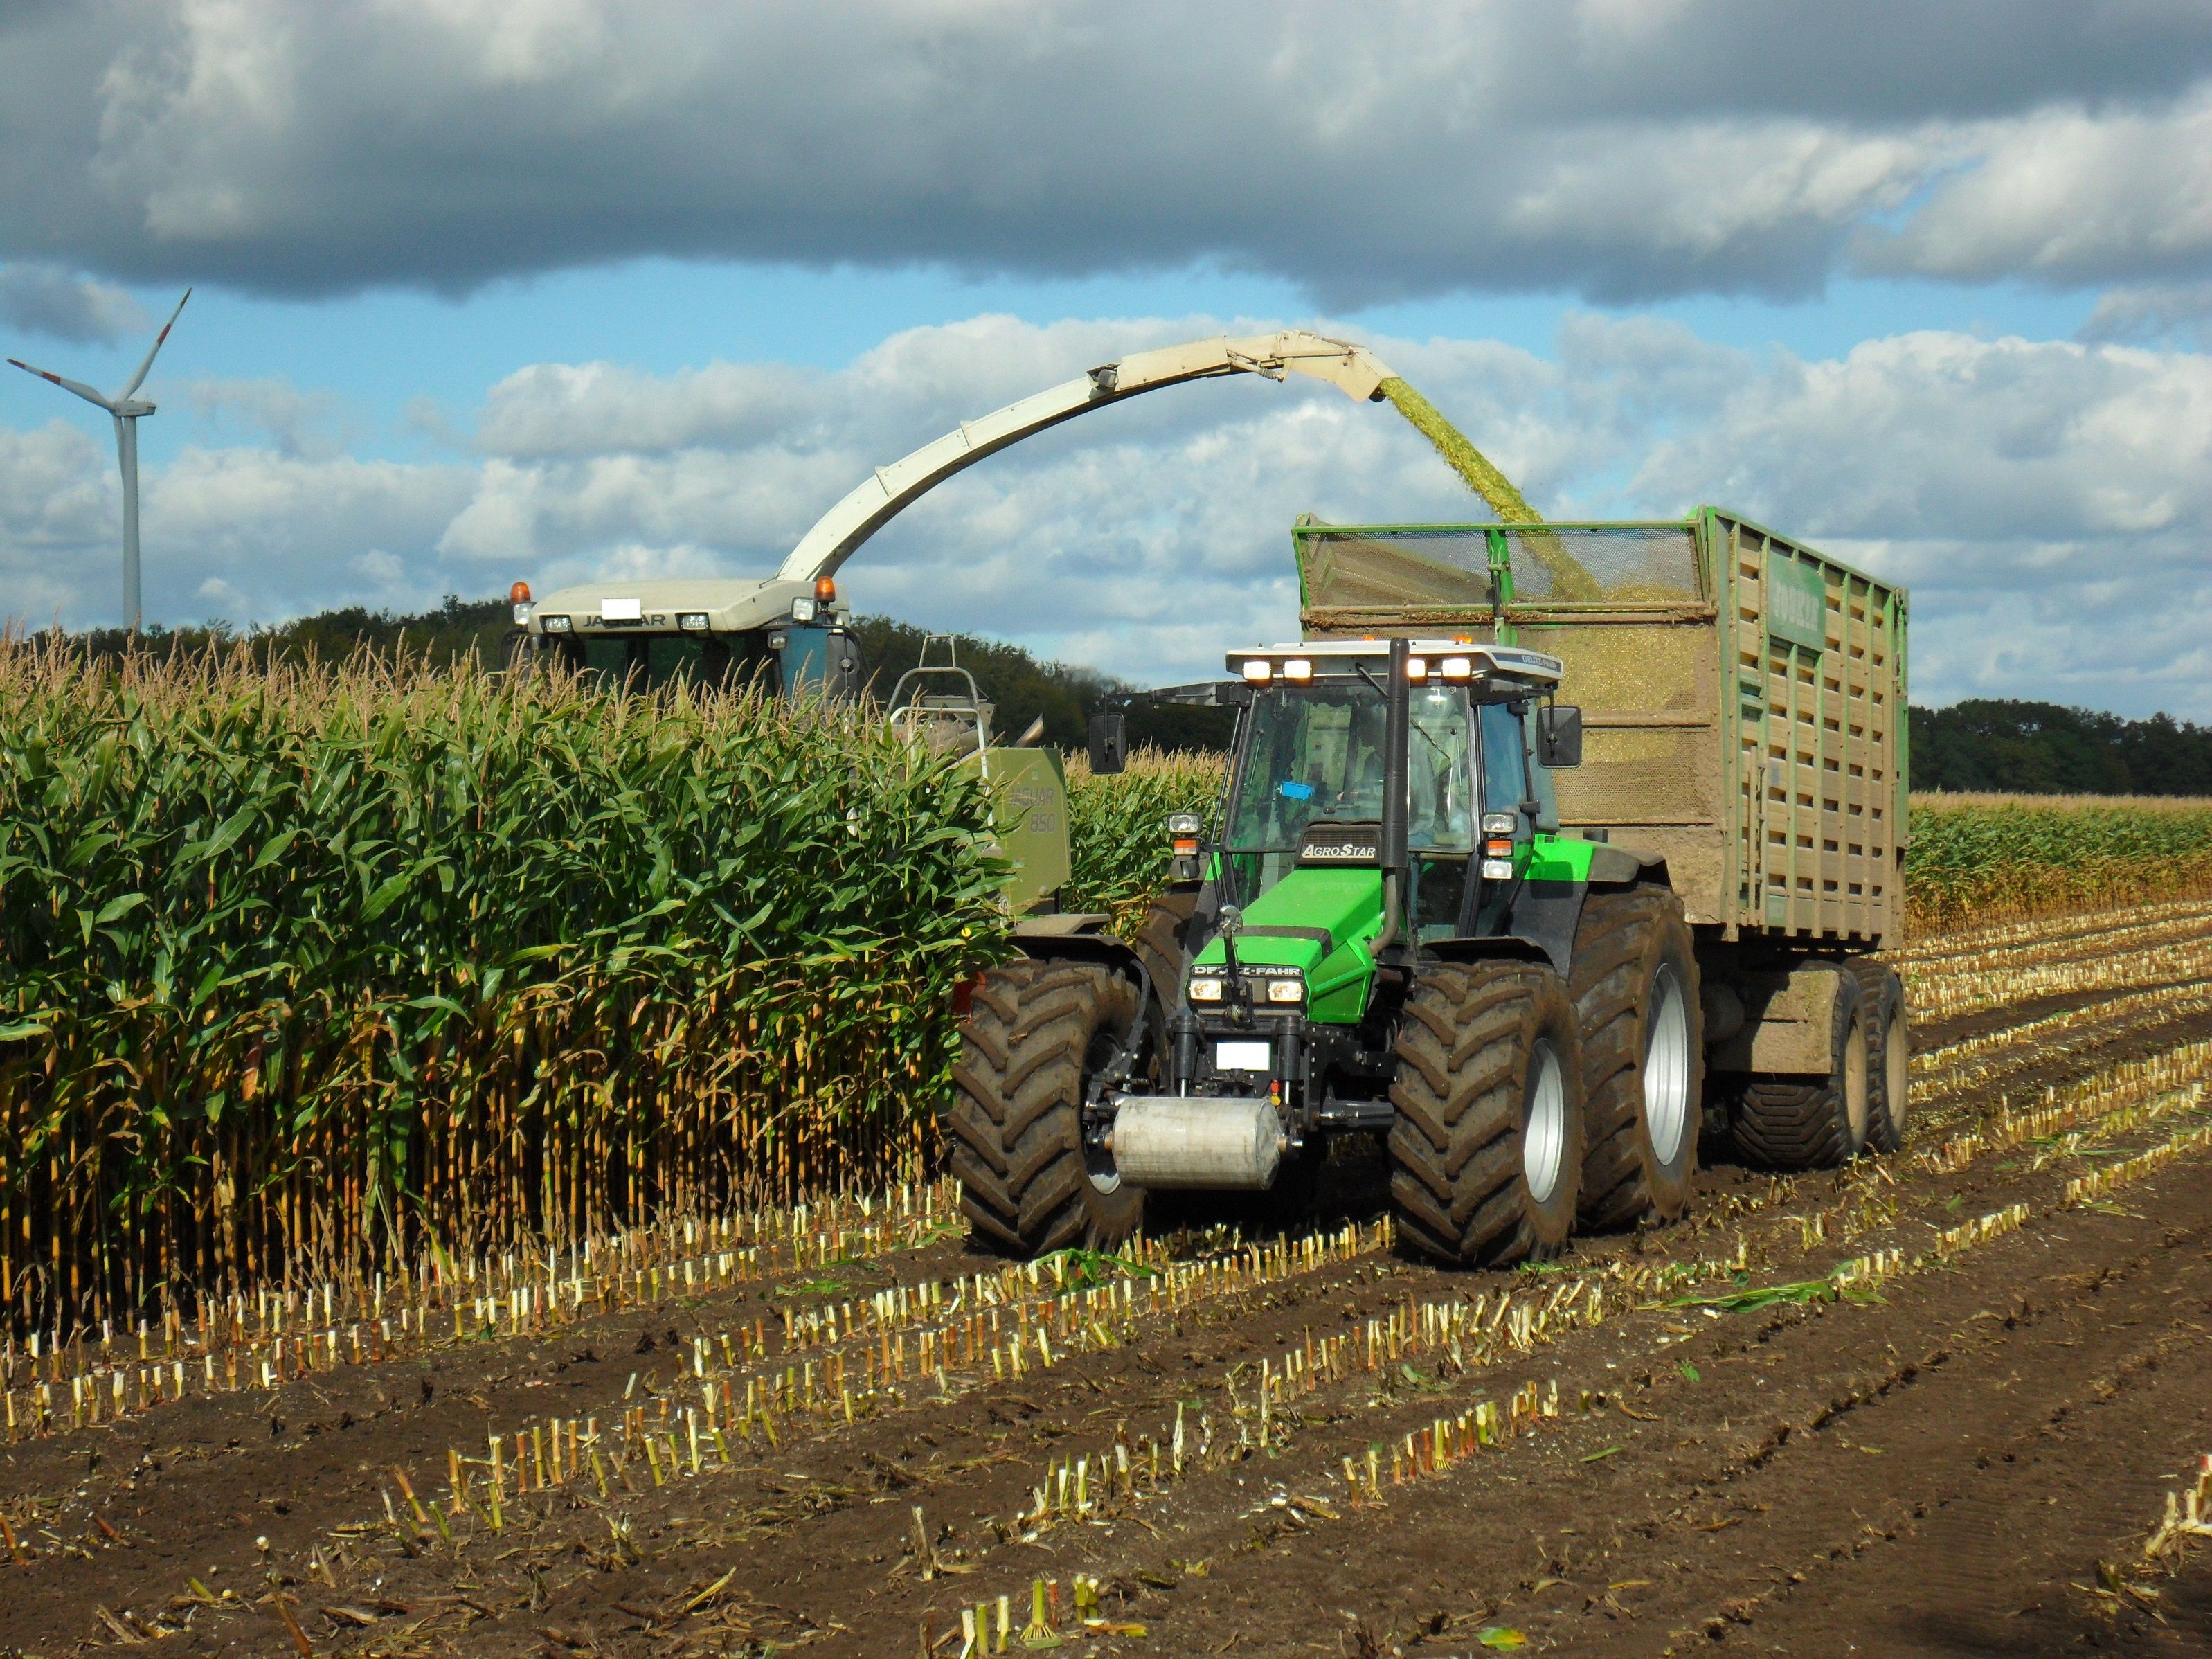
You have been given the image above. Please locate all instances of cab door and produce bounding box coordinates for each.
[1468,700,1534,932]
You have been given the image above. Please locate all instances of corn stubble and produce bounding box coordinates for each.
[0,639,1004,1333]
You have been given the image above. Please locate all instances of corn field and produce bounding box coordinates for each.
[0,641,1004,1334]
[1062,748,1225,930]
[1903,793,2212,930]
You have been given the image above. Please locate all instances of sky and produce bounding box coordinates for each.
[5,3,2212,717]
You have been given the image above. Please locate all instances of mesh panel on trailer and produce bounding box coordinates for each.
[1502,526,1700,604]
[1297,523,1703,611]
[1295,528,1495,611]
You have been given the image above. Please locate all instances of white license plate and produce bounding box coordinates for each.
[1215,1040,1273,1073]
[601,597,642,621]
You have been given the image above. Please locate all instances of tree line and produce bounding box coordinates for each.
[1911,700,2212,797]
[51,602,2208,789]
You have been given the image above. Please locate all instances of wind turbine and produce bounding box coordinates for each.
[9,289,192,634]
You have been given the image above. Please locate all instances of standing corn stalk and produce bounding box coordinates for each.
[0,638,1005,1336]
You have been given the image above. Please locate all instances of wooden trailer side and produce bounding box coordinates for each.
[1715,511,1907,947]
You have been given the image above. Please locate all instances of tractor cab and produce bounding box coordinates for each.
[1069,638,1589,1206]
[1164,640,1578,1113]
[1216,640,1570,947]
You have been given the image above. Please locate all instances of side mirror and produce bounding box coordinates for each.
[1087,711,1128,775]
[1536,704,1583,769]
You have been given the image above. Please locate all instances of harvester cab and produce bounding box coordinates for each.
[505,575,866,699]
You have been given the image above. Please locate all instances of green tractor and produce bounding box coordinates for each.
[946,636,1700,1266]
[947,508,1913,1266]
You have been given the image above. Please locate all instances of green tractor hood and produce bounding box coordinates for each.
[1193,866,1387,1023]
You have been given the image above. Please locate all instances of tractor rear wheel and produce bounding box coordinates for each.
[946,958,1146,1255]
[1847,960,1909,1153]
[1567,888,1704,1230]
[1729,967,1870,1169]
[1388,961,1585,1267]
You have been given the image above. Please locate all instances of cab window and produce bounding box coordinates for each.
[1478,701,1529,819]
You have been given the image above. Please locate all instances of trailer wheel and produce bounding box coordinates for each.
[1730,968,1870,1169]
[946,959,1146,1255]
[1847,962,1909,1153]
[1388,961,1585,1267]
[1568,888,1704,1229]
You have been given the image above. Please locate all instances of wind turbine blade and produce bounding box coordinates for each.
[118,287,191,400]
[8,357,115,411]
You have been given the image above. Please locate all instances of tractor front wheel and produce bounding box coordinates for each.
[1388,961,1585,1267]
[946,958,1146,1255]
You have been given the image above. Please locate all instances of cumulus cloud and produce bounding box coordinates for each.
[1619,330,2212,712]
[5,3,2212,303]
[1860,90,2212,286]
[2078,281,2212,346]
[0,264,147,343]
[5,310,2212,716]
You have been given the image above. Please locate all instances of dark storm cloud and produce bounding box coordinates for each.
[0,264,147,343]
[6,2,2212,304]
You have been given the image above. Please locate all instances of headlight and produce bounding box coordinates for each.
[678,611,710,631]
[1482,859,1516,881]
[791,596,819,623]
[1189,978,1225,1003]
[512,602,534,625]
[541,614,573,634]
[1266,978,1304,1005]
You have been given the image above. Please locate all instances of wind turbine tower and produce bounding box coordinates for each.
[8,289,192,634]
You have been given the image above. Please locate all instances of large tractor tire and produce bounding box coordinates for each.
[1388,961,1585,1267]
[1846,960,1909,1153]
[1729,967,1871,1169]
[1567,887,1704,1230]
[1133,889,1198,1050]
[945,958,1146,1255]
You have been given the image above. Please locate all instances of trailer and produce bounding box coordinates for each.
[1293,509,1911,1166]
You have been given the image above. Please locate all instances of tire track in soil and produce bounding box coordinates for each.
[840,999,2212,1654]
[0,1235,984,1649]
[512,1002,2212,1656]
[1047,1153,2212,1658]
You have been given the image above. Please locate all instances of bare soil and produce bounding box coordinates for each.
[6,921,2212,1658]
